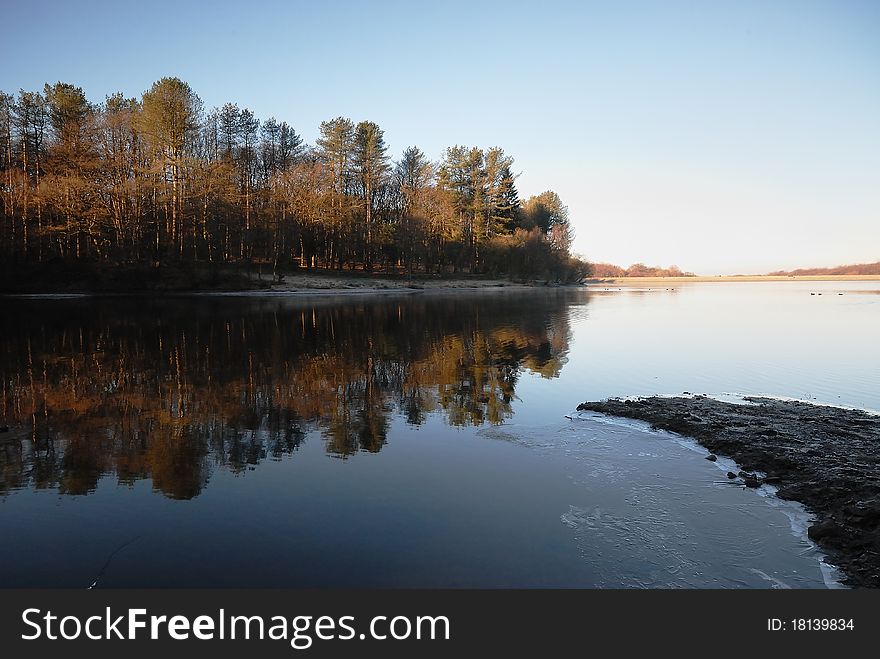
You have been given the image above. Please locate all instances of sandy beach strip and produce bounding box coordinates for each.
[586,275,880,286]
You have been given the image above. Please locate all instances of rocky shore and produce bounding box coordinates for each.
[576,395,880,587]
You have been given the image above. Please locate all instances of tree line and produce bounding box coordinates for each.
[589,262,695,278]
[767,262,880,276]
[0,77,589,284]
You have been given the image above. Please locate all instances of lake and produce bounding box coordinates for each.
[1,281,877,587]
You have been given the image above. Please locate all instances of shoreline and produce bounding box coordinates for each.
[586,275,880,285]
[0,272,583,297]
[577,395,880,588]
[4,273,878,296]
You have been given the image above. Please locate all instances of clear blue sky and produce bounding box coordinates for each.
[3,0,878,273]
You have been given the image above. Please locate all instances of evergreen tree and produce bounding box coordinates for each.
[138,77,201,258]
[352,120,389,270]
[496,165,520,231]
[278,121,304,169]
[316,117,355,268]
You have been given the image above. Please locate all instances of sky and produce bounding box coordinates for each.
[2,0,878,274]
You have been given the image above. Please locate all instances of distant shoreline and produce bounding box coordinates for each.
[586,274,880,285]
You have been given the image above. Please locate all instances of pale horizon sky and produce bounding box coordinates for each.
[2,0,878,274]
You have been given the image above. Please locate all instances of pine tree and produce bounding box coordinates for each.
[496,165,520,232]
[353,120,389,270]
[316,117,355,268]
[278,121,304,169]
[139,77,201,258]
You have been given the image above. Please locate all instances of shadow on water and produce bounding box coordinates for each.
[0,290,586,500]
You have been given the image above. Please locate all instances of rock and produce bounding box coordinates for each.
[727,472,737,479]
[736,471,761,487]
[808,519,844,543]
[0,425,8,433]
[846,502,880,525]
[705,454,717,462]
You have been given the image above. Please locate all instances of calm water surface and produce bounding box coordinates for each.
[1,281,877,587]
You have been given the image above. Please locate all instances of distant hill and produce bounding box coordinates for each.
[767,261,880,276]
[590,263,696,278]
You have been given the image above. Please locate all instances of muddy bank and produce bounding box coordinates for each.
[576,396,880,587]
[0,262,574,294]
[263,273,538,293]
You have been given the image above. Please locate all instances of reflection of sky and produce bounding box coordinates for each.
[515,281,880,423]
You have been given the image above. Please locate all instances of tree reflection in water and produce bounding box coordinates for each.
[0,291,582,499]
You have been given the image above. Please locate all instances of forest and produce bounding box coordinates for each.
[0,78,589,288]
